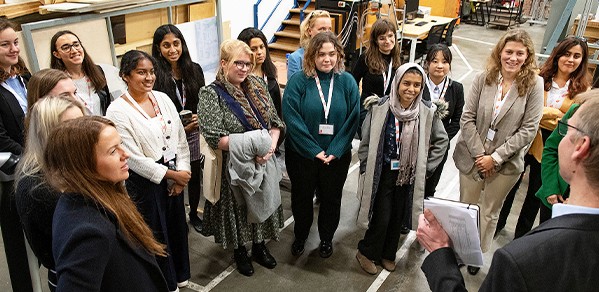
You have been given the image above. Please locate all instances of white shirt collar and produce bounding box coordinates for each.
[552,203,599,218]
[551,79,570,90]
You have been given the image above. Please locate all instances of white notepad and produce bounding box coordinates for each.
[424,197,484,267]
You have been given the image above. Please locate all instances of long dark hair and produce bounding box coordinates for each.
[0,19,29,83]
[151,24,204,113]
[237,27,278,80]
[50,31,107,92]
[539,36,590,99]
[44,116,166,256]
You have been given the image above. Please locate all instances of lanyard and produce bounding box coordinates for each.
[124,91,170,149]
[382,60,393,94]
[492,78,511,127]
[394,118,400,155]
[174,78,186,107]
[314,75,334,123]
[437,77,450,101]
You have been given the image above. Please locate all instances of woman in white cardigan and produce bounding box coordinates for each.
[106,50,191,292]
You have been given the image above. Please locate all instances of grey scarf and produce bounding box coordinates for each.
[388,63,426,186]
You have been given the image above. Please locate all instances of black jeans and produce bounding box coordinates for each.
[286,148,351,242]
[358,169,411,262]
[188,159,203,219]
[424,148,450,198]
[1,180,34,292]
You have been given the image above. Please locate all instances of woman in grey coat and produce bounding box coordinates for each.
[355,63,448,275]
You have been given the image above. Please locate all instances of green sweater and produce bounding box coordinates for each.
[282,70,360,159]
[536,103,579,208]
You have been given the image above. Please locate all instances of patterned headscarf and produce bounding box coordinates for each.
[388,63,426,186]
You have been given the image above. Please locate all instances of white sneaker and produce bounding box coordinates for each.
[177,280,189,288]
[170,288,179,292]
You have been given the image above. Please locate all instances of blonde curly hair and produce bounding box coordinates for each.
[485,29,538,97]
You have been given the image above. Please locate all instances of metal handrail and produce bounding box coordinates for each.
[254,0,286,30]
[299,0,312,23]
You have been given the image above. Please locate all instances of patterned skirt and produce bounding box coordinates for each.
[202,164,284,249]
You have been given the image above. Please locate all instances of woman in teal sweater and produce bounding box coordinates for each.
[283,31,359,258]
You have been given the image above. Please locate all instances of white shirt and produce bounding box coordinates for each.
[106,90,190,184]
[547,79,569,109]
[73,77,103,115]
[552,203,599,219]
[426,75,444,101]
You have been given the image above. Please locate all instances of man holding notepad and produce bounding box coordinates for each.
[417,94,599,291]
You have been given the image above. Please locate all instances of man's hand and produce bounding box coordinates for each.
[417,209,451,253]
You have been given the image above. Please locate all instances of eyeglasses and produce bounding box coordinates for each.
[558,118,587,137]
[233,60,252,70]
[59,42,82,53]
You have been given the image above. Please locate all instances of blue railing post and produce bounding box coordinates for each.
[299,0,312,23]
[254,0,263,28]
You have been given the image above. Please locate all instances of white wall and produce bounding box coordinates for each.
[221,0,295,41]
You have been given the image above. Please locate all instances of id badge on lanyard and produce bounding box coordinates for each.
[315,75,335,136]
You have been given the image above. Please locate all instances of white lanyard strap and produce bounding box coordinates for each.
[491,78,510,127]
[174,78,186,107]
[124,92,170,148]
[437,77,450,101]
[394,117,400,155]
[314,75,334,123]
[382,60,393,94]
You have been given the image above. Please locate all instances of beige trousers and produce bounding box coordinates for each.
[459,170,520,253]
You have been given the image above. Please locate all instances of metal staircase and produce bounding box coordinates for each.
[269,0,316,61]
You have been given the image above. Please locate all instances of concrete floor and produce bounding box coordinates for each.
[0,22,547,291]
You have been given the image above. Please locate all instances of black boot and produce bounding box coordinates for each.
[234,246,254,276]
[252,241,277,269]
[189,214,203,234]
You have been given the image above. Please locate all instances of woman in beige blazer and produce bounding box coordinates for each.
[452,29,543,274]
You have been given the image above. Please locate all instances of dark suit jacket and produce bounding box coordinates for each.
[53,194,168,292]
[0,73,30,154]
[422,78,464,141]
[421,213,599,291]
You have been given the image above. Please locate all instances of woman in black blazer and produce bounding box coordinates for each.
[50,30,111,115]
[0,19,34,292]
[46,116,168,292]
[421,44,464,198]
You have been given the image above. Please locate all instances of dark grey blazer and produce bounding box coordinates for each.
[422,213,599,292]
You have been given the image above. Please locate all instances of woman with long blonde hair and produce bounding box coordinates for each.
[452,29,543,275]
[15,95,85,291]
